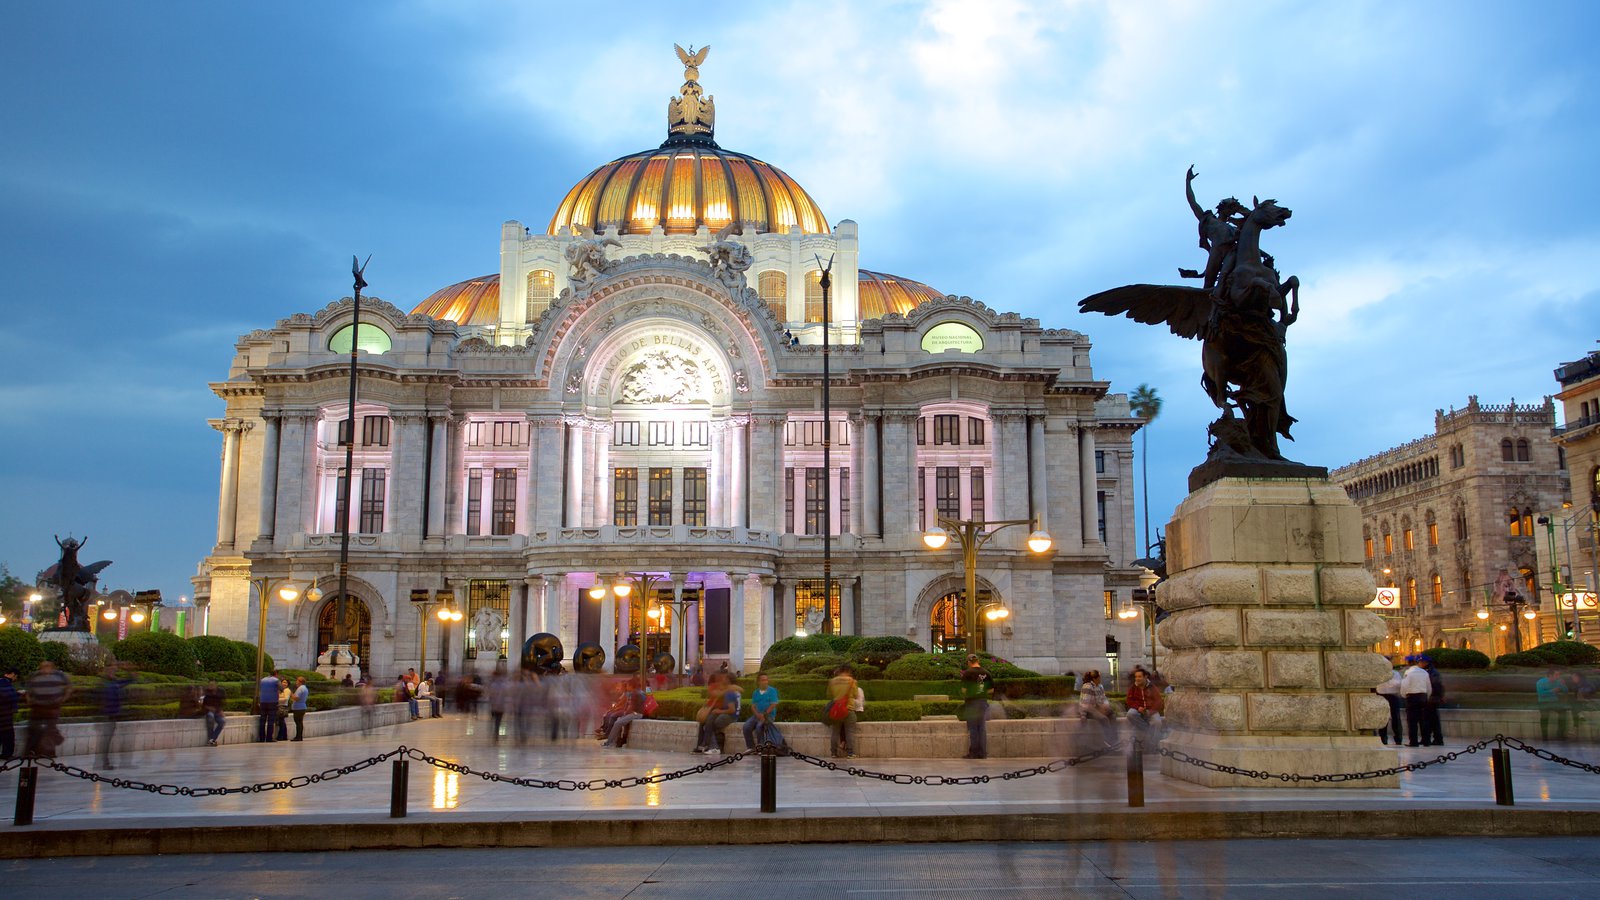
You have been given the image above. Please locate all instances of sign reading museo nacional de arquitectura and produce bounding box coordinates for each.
[193,49,1149,680]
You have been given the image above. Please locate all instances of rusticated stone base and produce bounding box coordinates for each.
[1159,732,1400,788]
[1156,477,1399,788]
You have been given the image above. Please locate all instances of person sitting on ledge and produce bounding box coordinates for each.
[1077,669,1117,746]
[1124,668,1164,741]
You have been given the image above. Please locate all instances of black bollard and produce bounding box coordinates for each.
[1491,747,1514,806]
[390,758,409,818]
[14,765,37,827]
[759,749,777,813]
[1126,739,1145,808]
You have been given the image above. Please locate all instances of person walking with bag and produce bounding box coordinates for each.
[960,655,993,759]
[826,664,859,759]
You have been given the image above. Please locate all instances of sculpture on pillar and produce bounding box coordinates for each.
[698,222,753,291]
[1078,167,1324,490]
[41,536,112,632]
[564,227,620,289]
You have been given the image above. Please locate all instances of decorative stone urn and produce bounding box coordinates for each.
[1157,478,1397,787]
[316,643,362,683]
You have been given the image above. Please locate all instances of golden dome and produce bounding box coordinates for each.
[548,146,828,237]
[857,270,945,320]
[411,275,500,326]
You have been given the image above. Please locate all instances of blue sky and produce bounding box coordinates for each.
[3,1,1597,603]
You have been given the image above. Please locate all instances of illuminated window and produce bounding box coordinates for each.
[466,469,482,536]
[525,269,555,321]
[804,270,826,323]
[683,468,707,526]
[466,579,510,660]
[1508,507,1522,536]
[1364,536,1375,559]
[1427,520,1439,547]
[1403,528,1414,551]
[359,468,385,533]
[758,270,787,322]
[804,467,826,535]
[1383,531,1394,554]
[648,468,672,526]
[491,468,516,535]
[613,468,638,527]
[1406,577,1418,608]
[328,323,391,355]
[1431,573,1443,605]
[795,579,841,636]
[1104,590,1115,620]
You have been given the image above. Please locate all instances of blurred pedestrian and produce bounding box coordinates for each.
[290,676,310,741]
[1077,669,1116,746]
[396,673,418,720]
[96,663,133,769]
[826,664,859,759]
[959,654,993,759]
[256,669,280,743]
[1400,655,1429,747]
[358,678,377,736]
[1421,656,1445,746]
[0,665,20,760]
[202,681,226,746]
[602,678,646,748]
[487,665,510,741]
[1537,666,1569,741]
[1124,668,1164,742]
[23,661,71,757]
[1374,667,1403,745]
[695,673,740,754]
[341,673,355,688]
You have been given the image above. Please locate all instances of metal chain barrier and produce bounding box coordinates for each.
[398,744,750,791]
[1499,736,1600,775]
[779,742,1122,786]
[23,747,407,797]
[1156,733,1600,783]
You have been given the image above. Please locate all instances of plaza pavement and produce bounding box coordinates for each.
[2,713,1598,856]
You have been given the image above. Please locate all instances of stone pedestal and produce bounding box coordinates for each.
[39,630,105,669]
[316,643,362,683]
[1157,478,1397,788]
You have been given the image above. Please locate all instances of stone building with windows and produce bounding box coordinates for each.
[193,53,1149,679]
[1539,349,1600,636]
[1330,397,1570,657]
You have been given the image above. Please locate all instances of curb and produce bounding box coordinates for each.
[4,807,1599,858]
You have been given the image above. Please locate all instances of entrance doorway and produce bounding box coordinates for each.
[317,596,371,666]
[929,589,994,655]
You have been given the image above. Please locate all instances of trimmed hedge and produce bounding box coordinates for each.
[883,653,963,680]
[1528,641,1600,666]
[759,634,862,670]
[111,632,200,678]
[1494,651,1548,668]
[791,653,850,675]
[1423,647,1492,670]
[232,640,275,675]
[849,636,925,669]
[0,629,46,676]
[188,635,248,674]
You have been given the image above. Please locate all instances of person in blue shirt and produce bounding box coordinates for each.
[257,671,280,743]
[694,673,740,754]
[98,664,134,769]
[742,673,782,749]
[290,677,310,741]
[1536,667,1569,741]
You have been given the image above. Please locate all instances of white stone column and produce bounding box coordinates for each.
[256,415,280,541]
[592,423,611,527]
[686,589,701,670]
[1029,415,1048,529]
[857,414,877,536]
[842,577,857,635]
[510,580,529,664]
[780,579,796,640]
[215,421,244,548]
[709,422,726,526]
[556,575,577,656]
[762,416,786,532]
[391,413,427,539]
[617,594,632,648]
[1079,425,1099,547]
[881,413,915,537]
[565,420,585,527]
[670,579,685,671]
[541,575,561,639]
[427,415,449,539]
[758,575,776,655]
[730,417,748,529]
[599,585,616,671]
[729,573,747,673]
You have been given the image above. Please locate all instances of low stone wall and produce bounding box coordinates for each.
[1441,707,1600,743]
[9,702,414,759]
[618,716,1122,758]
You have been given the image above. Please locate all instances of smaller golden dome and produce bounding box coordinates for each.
[411,275,499,326]
[857,270,945,320]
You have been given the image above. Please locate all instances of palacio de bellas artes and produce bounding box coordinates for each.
[194,48,1151,685]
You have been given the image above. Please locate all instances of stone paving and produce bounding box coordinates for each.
[2,713,1598,826]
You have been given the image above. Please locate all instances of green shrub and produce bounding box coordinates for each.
[206,671,247,683]
[850,636,925,669]
[0,629,46,677]
[1529,641,1600,666]
[759,634,860,669]
[975,652,1041,678]
[112,631,200,678]
[188,635,247,674]
[883,652,964,680]
[1423,647,1492,670]
[1494,651,1548,668]
[231,640,274,674]
[39,640,72,670]
[791,653,850,675]
[277,668,332,683]
[855,664,883,680]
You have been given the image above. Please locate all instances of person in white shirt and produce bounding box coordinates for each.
[1374,669,1404,745]
[417,673,443,718]
[1399,657,1431,747]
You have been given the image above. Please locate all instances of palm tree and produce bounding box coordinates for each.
[1129,384,1163,557]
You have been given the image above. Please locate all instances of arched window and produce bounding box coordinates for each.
[1405,576,1418,608]
[1515,438,1530,462]
[929,589,995,654]
[1431,572,1443,605]
[1508,507,1523,536]
[1401,517,1415,551]
[1363,526,1374,560]
[1501,438,1515,461]
[758,270,787,322]
[1454,508,1469,541]
[1450,443,1464,468]
[525,269,555,321]
[1521,508,1534,535]
[1425,510,1439,547]
[1381,525,1394,555]
[804,270,826,323]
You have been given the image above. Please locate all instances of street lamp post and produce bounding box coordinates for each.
[598,572,669,670]
[412,588,461,679]
[250,575,303,686]
[922,517,1052,654]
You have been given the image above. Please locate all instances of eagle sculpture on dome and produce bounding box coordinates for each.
[668,44,715,138]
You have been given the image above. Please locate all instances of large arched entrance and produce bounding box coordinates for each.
[928,588,997,655]
[317,596,371,665]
